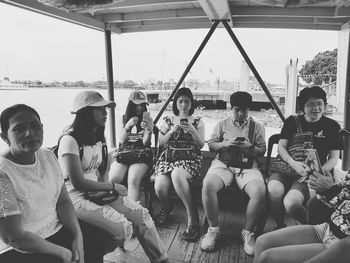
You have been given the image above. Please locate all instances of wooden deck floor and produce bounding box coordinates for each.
[103,200,298,263]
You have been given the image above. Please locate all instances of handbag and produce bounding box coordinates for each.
[164,140,200,162]
[115,134,153,165]
[85,191,119,206]
[218,118,256,169]
[269,115,313,178]
[219,145,255,169]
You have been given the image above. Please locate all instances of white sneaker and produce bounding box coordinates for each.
[200,227,221,252]
[241,229,256,256]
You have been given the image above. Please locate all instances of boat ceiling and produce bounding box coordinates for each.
[2,0,350,34]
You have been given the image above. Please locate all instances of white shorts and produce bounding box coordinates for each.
[313,222,340,248]
[206,159,264,189]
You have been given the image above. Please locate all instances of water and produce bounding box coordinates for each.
[0,88,281,152]
[0,88,130,151]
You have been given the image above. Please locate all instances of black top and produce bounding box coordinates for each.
[280,115,343,165]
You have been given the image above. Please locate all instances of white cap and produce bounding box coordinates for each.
[71,90,116,114]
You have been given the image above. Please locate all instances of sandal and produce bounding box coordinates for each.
[181,225,200,242]
[155,207,172,225]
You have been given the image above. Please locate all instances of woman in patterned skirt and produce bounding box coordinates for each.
[153,87,205,242]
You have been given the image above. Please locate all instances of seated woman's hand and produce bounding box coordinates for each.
[141,119,153,132]
[113,183,128,196]
[179,122,196,135]
[125,117,139,131]
[290,160,308,177]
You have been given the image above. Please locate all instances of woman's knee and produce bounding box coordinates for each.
[154,175,170,195]
[122,198,155,230]
[283,195,303,214]
[267,180,285,200]
[171,168,190,188]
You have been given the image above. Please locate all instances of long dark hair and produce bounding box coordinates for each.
[172,87,195,116]
[124,101,148,133]
[68,107,105,146]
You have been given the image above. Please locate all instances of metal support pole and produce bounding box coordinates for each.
[154,20,220,124]
[104,29,116,148]
[221,20,285,123]
[342,32,350,170]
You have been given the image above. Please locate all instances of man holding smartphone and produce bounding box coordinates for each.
[200,91,267,255]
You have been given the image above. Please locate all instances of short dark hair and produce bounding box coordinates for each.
[230,91,252,109]
[298,86,327,111]
[172,87,195,116]
[0,104,41,134]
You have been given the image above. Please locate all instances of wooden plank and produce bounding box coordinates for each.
[216,209,242,263]
[166,202,204,261]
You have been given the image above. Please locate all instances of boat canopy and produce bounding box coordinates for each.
[2,0,350,34]
[3,0,350,170]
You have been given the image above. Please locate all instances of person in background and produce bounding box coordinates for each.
[109,90,154,201]
[153,87,205,242]
[253,170,350,263]
[58,91,168,263]
[200,91,266,255]
[267,86,342,228]
[0,104,84,263]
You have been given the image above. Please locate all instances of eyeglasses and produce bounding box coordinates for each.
[305,101,325,108]
[232,107,249,112]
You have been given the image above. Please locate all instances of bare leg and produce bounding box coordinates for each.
[127,163,150,201]
[254,225,323,263]
[154,174,172,210]
[109,161,129,184]
[268,180,286,228]
[202,172,225,227]
[171,167,198,226]
[244,180,266,232]
[284,189,307,224]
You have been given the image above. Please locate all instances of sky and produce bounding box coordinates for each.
[0,3,339,85]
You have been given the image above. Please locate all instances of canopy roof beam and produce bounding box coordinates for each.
[198,0,232,26]
[2,0,122,34]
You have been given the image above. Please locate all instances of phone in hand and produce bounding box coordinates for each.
[235,137,245,142]
[180,118,188,125]
[142,111,151,121]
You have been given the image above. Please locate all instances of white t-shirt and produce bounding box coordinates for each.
[0,149,64,254]
[58,135,103,205]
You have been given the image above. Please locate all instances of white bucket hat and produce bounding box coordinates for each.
[71,90,116,114]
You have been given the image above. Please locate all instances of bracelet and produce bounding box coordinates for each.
[112,183,116,192]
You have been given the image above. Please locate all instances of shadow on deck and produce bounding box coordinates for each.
[103,200,297,263]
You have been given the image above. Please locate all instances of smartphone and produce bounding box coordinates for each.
[180,118,188,125]
[142,111,151,121]
[235,137,245,142]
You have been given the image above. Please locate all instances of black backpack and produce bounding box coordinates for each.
[50,131,108,177]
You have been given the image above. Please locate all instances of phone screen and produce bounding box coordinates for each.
[143,111,150,120]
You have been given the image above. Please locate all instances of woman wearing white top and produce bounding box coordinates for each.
[0,104,83,263]
[58,91,167,263]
